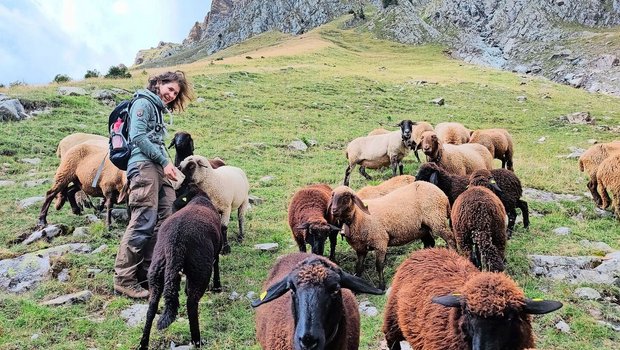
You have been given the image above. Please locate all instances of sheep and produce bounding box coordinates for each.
[56,132,108,158]
[288,184,341,261]
[383,247,563,350]
[416,162,529,235]
[411,121,434,162]
[343,120,415,186]
[367,128,390,136]
[469,128,515,171]
[578,141,620,206]
[139,184,222,350]
[37,143,127,229]
[420,130,493,176]
[252,252,384,350]
[179,155,250,254]
[596,153,620,219]
[356,175,415,200]
[329,182,454,289]
[451,169,507,272]
[434,122,470,144]
[167,131,226,169]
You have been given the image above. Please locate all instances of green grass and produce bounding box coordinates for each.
[0,18,619,350]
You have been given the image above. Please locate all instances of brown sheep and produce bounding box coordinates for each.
[469,128,515,171]
[451,169,507,272]
[435,122,470,144]
[37,143,127,229]
[330,182,454,289]
[383,248,563,350]
[578,141,620,206]
[596,153,620,219]
[356,175,415,200]
[252,253,383,350]
[411,121,434,162]
[420,131,493,176]
[288,184,341,260]
[56,132,107,158]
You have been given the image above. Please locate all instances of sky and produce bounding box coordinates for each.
[0,0,212,86]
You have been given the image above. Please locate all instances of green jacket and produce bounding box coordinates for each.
[127,89,169,168]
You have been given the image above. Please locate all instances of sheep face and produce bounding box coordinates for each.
[420,131,439,158]
[168,131,194,153]
[469,169,503,194]
[415,162,443,184]
[252,257,383,350]
[432,274,563,350]
[397,119,415,148]
[179,155,211,182]
[297,222,341,256]
[330,186,370,224]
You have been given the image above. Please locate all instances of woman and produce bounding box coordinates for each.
[114,71,194,298]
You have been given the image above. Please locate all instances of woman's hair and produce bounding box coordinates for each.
[147,71,194,112]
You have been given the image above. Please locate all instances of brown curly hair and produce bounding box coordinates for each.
[147,70,194,112]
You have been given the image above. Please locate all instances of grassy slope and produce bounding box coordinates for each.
[0,15,619,350]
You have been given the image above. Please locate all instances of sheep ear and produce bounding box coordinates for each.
[432,294,462,308]
[251,278,291,308]
[523,299,563,314]
[328,224,341,232]
[489,178,503,194]
[167,138,175,149]
[296,222,310,231]
[339,270,384,294]
[352,195,370,214]
[429,171,439,185]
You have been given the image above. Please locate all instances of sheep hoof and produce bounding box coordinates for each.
[221,243,231,255]
[210,286,222,293]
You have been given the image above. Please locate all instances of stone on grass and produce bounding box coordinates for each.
[254,243,278,252]
[246,291,257,301]
[18,196,44,209]
[430,97,444,105]
[555,320,570,333]
[553,227,571,235]
[120,304,156,327]
[516,95,527,102]
[20,158,41,165]
[41,290,93,306]
[288,140,308,152]
[58,87,87,96]
[91,244,108,254]
[358,301,379,317]
[249,195,264,205]
[23,224,71,245]
[73,227,89,238]
[229,291,240,301]
[574,287,601,300]
[23,179,49,188]
[0,180,15,187]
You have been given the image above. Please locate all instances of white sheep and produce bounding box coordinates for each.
[329,182,454,289]
[179,155,250,254]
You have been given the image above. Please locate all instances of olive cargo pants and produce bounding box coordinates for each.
[114,161,175,287]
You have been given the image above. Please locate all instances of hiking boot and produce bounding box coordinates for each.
[114,284,149,299]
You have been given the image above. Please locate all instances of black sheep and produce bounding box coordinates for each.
[139,184,222,349]
[416,162,529,236]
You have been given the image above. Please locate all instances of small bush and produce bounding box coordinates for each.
[104,64,132,79]
[84,69,100,79]
[9,80,26,88]
[53,74,71,83]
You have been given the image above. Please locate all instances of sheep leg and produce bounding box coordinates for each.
[328,230,338,261]
[505,154,514,171]
[104,195,115,228]
[186,277,208,348]
[236,201,248,243]
[383,301,405,350]
[390,156,399,177]
[588,178,603,206]
[354,251,367,277]
[413,149,421,163]
[420,234,435,248]
[220,225,231,255]
[375,250,387,290]
[66,184,82,215]
[37,186,64,228]
[344,163,356,186]
[211,255,222,292]
[506,207,517,238]
[358,166,372,180]
[518,199,530,229]
[140,258,165,350]
[296,235,307,252]
[398,162,404,175]
[597,181,611,209]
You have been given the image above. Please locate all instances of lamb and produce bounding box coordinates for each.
[578,141,620,206]
[179,155,250,254]
[596,153,620,219]
[37,143,127,229]
[434,122,470,144]
[139,185,222,350]
[420,130,493,176]
[383,247,563,350]
[288,184,341,261]
[451,169,507,272]
[343,120,415,186]
[411,121,434,162]
[469,128,515,170]
[416,162,529,235]
[356,175,415,200]
[252,252,383,350]
[329,182,454,289]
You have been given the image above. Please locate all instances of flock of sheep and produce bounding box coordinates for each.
[36,118,620,349]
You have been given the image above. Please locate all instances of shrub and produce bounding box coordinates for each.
[9,80,26,88]
[53,74,71,83]
[84,69,100,79]
[104,64,132,79]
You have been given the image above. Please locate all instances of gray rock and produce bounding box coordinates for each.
[120,304,156,327]
[556,320,570,333]
[559,111,595,125]
[523,188,582,202]
[31,333,40,340]
[579,240,615,253]
[195,97,206,103]
[516,95,527,102]
[553,227,571,235]
[85,214,101,224]
[22,179,49,188]
[249,195,264,205]
[41,290,93,306]
[594,207,615,218]
[73,227,89,238]
[87,268,102,278]
[91,244,108,254]
[246,291,257,301]
[587,139,598,144]
[170,341,192,350]
[21,158,41,165]
[91,89,116,100]
[358,301,379,317]
[229,291,240,300]
[537,136,546,143]
[259,175,275,183]
[254,243,278,252]
[288,140,308,152]
[0,180,16,187]
[110,209,129,223]
[0,243,91,293]
[57,268,70,282]
[0,99,30,121]
[565,147,585,159]
[430,97,445,105]
[574,287,601,300]
[23,224,70,245]
[57,87,87,96]
[529,254,619,285]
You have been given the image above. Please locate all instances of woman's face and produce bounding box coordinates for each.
[157,81,180,105]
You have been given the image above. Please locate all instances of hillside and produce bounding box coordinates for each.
[1,17,620,349]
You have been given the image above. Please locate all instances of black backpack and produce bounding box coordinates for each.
[108,94,159,170]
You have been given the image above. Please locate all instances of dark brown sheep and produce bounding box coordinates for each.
[253,253,383,350]
[288,184,341,260]
[139,185,222,349]
[451,169,507,272]
[416,162,529,235]
[383,248,563,350]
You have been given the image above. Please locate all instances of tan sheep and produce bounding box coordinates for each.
[469,128,515,171]
[56,132,108,158]
[595,153,620,219]
[37,143,127,228]
[367,128,390,136]
[329,182,454,289]
[435,122,470,144]
[356,175,415,200]
[411,121,434,162]
[578,141,620,206]
[420,131,493,176]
